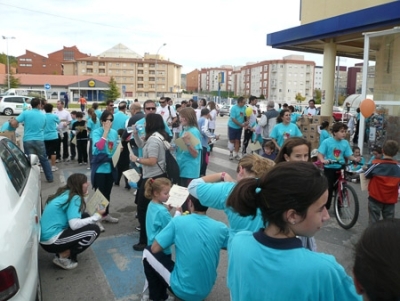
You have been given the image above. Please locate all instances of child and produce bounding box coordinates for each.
[226,162,360,300]
[348,146,365,173]
[262,140,277,160]
[71,111,88,165]
[198,108,218,176]
[311,149,323,170]
[318,122,360,209]
[69,111,77,161]
[353,219,400,300]
[364,140,400,224]
[363,145,383,170]
[319,120,330,147]
[43,104,60,171]
[275,137,311,163]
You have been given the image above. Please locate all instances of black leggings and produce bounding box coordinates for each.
[323,167,340,209]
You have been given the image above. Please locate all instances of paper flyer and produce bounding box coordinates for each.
[123,168,141,183]
[359,173,370,191]
[85,189,109,215]
[164,184,189,208]
[112,141,122,167]
[249,141,262,151]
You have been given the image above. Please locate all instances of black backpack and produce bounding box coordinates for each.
[153,133,180,184]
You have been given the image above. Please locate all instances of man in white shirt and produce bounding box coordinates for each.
[302,99,319,116]
[54,100,72,161]
[242,96,258,154]
[156,97,177,130]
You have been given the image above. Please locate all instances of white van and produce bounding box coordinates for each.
[0,95,31,116]
[2,88,47,99]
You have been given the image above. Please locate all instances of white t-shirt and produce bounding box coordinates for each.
[157,105,176,125]
[248,104,258,125]
[208,109,218,130]
[54,109,72,133]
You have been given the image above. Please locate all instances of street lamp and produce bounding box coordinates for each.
[154,43,166,99]
[2,36,16,90]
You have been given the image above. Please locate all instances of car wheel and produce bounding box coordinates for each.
[35,271,42,301]
[4,108,13,116]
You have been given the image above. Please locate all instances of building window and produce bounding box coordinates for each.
[137,84,143,88]
[20,64,25,66]
[26,58,32,62]
[87,68,93,73]
[99,62,105,66]
[20,58,26,61]
[149,77,155,81]
[138,70,143,74]
[87,61,93,66]
[138,77,143,81]
[43,64,46,67]
[138,63,143,67]
[99,69,105,74]
[63,51,74,61]
[25,64,32,67]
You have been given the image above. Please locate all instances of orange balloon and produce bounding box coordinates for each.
[360,98,375,118]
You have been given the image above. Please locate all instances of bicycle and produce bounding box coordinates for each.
[326,160,360,229]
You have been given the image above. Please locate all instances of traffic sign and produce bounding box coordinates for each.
[44,83,51,90]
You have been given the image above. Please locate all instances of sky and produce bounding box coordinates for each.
[0,0,361,74]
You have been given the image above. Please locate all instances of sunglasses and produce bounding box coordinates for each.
[159,101,165,104]
[104,118,113,121]
[145,107,156,111]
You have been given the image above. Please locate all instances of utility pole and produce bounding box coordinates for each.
[154,43,166,99]
[2,36,16,89]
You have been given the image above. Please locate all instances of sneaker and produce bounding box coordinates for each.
[79,162,83,165]
[84,162,88,165]
[229,153,233,160]
[53,256,78,270]
[141,295,149,301]
[40,167,44,173]
[87,167,91,170]
[51,166,59,172]
[234,154,242,161]
[133,243,146,251]
[96,221,105,232]
[133,190,137,196]
[135,226,141,231]
[55,159,60,163]
[102,214,119,223]
[64,158,70,162]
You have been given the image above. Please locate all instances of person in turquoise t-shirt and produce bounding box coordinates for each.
[143,177,182,301]
[319,120,331,147]
[176,108,202,187]
[143,195,229,301]
[226,162,361,301]
[227,97,248,160]
[40,173,103,270]
[188,154,274,246]
[318,122,360,209]
[270,109,302,149]
[43,103,60,172]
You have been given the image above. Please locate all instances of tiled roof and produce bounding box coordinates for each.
[0,74,110,86]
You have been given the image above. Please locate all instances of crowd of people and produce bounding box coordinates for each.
[2,95,400,301]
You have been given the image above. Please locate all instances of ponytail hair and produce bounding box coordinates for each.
[227,162,328,234]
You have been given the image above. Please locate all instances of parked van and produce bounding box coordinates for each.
[0,95,31,115]
[2,88,47,99]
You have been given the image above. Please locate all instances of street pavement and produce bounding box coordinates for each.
[1,114,399,301]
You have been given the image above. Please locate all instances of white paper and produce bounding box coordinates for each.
[359,173,370,191]
[85,189,109,215]
[123,168,141,183]
[164,185,189,208]
[112,141,122,167]
[249,141,262,151]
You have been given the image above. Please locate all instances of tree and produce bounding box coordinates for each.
[105,77,120,100]
[3,70,20,89]
[259,94,265,100]
[295,92,306,103]
[313,89,322,104]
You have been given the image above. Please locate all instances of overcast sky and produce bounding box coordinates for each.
[0,0,361,73]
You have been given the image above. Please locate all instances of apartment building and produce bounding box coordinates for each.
[197,66,233,95]
[62,44,182,98]
[186,69,200,92]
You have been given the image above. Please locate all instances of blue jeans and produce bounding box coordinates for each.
[23,140,53,182]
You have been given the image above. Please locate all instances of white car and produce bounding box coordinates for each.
[0,95,31,116]
[0,136,42,300]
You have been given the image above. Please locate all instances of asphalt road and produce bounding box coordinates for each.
[1,113,399,301]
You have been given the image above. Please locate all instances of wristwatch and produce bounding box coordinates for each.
[136,157,140,163]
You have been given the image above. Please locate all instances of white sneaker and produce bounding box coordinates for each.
[234,153,242,161]
[53,256,78,270]
[51,166,58,172]
[96,221,105,232]
[141,294,149,301]
[229,153,233,160]
[40,167,44,173]
[102,214,119,223]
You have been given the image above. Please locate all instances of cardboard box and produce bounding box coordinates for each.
[301,125,309,133]
[308,133,319,142]
[298,116,311,126]
[313,115,333,125]
[309,124,319,133]
[310,141,319,150]
[0,131,16,143]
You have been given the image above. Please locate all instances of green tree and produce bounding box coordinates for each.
[259,94,265,100]
[313,89,322,104]
[105,77,120,100]
[3,70,20,89]
[295,92,306,103]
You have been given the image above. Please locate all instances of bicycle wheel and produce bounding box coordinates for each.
[334,183,359,229]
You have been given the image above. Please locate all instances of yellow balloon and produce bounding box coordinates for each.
[245,106,253,117]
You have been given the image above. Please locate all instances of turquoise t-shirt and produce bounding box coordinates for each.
[87,118,101,139]
[318,137,353,169]
[319,129,331,147]
[228,105,246,129]
[92,127,119,173]
[146,201,172,254]
[155,214,229,301]
[1,121,15,132]
[176,126,202,178]
[188,179,264,245]
[112,111,129,131]
[40,191,82,242]
[44,113,60,140]
[16,108,46,141]
[290,112,300,124]
[95,109,103,120]
[270,123,302,147]
[228,230,362,301]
